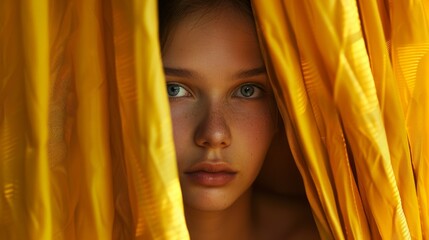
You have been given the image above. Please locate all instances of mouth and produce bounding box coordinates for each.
[184,162,237,187]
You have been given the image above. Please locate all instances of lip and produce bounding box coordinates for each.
[184,162,237,187]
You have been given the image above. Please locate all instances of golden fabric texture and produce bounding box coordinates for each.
[1,0,188,239]
[252,0,429,239]
[0,0,427,240]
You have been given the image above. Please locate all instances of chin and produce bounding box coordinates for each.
[182,188,238,212]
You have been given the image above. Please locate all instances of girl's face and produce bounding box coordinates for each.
[163,7,276,211]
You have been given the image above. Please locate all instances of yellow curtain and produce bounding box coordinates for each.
[252,0,429,239]
[0,0,428,239]
[0,0,188,239]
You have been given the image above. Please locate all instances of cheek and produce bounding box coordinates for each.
[232,100,276,144]
[170,104,195,168]
[230,102,276,171]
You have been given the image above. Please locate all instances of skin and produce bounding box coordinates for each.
[163,5,319,240]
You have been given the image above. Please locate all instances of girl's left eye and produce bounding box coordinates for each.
[234,84,263,98]
[167,83,190,97]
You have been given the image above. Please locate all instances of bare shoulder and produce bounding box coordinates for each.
[253,189,320,240]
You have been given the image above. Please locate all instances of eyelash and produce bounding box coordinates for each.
[233,84,265,98]
[166,83,192,98]
[166,82,266,99]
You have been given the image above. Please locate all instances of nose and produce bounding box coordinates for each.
[194,105,231,149]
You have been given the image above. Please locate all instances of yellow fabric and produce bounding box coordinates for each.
[0,0,428,239]
[252,0,429,239]
[0,0,188,239]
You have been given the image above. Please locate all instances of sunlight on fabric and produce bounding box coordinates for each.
[253,0,428,239]
[21,0,52,239]
[0,0,428,239]
[1,0,189,239]
[112,0,189,238]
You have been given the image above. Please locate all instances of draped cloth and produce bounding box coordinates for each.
[0,0,188,239]
[252,0,429,239]
[0,0,427,239]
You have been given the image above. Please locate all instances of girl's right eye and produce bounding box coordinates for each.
[167,83,190,97]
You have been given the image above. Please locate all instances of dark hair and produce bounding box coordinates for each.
[158,0,253,51]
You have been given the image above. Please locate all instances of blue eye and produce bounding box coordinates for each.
[235,84,263,98]
[167,83,190,97]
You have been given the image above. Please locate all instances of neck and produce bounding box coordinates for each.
[184,189,255,240]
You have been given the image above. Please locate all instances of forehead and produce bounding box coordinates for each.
[162,7,263,72]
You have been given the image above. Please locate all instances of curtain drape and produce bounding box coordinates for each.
[1,0,188,239]
[0,0,427,239]
[253,0,429,239]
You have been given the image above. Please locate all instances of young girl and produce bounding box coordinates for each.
[159,0,319,239]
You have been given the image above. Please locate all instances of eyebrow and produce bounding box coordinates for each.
[235,66,267,79]
[163,66,267,79]
[163,67,196,78]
